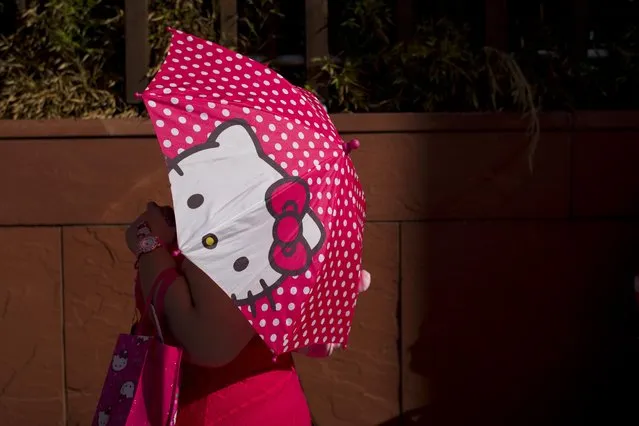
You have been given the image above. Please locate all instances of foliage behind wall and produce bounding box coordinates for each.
[0,0,638,119]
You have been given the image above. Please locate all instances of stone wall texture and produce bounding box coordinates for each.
[1,112,638,425]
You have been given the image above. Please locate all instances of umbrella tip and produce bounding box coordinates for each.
[344,139,361,155]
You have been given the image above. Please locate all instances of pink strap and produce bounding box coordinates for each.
[152,267,180,321]
[136,267,176,337]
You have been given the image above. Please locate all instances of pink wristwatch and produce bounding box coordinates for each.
[135,235,163,268]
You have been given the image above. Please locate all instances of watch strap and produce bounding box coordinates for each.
[136,221,152,239]
[134,235,163,269]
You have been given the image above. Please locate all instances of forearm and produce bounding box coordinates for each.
[137,249,254,366]
[136,249,199,344]
[137,248,179,301]
[163,276,255,366]
[168,260,255,365]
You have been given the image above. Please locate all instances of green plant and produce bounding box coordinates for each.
[0,0,132,119]
[0,0,279,119]
[147,0,218,78]
[313,15,540,166]
[317,11,538,113]
[3,0,637,131]
[237,0,283,54]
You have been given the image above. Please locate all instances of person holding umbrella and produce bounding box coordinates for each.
[121,29,370,425]
[128,202,370,425]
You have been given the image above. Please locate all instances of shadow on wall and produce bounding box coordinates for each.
[379,132,639,425]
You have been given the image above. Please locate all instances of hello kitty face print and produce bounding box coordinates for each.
[168,119,325,313]
[97,409,110,426]
[111,350,128,372]
[92,334,181,426]
[136,336,150,345]
[142,29,367,354]
[119,381,136,400]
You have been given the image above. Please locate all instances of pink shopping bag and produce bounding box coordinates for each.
[92,305,182,426]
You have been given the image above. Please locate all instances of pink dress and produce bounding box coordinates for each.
[133,256,312,425]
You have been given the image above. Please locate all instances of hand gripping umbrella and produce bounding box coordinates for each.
[140,29,366,355]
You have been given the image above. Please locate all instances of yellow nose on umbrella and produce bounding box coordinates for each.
[202,233,218,249]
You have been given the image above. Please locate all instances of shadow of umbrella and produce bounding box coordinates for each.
[376,319,431,426]
[377,406,431,426]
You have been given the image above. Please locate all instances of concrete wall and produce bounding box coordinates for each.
[1,112,638,425]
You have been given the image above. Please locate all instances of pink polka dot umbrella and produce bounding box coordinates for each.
[139,29,366,356]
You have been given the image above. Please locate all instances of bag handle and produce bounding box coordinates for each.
[137,268,178,342]
[148,304,165,343]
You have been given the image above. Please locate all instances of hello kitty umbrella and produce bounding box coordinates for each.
[139,29,366,355]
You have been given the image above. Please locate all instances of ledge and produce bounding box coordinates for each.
[0,112,582,139]
[2,111,638,140]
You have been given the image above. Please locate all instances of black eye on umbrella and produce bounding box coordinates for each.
[233,256,249,272]
[187,194,204,209]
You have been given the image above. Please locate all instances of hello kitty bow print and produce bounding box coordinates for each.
[140,29,366,355]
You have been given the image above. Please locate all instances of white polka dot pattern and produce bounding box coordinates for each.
[141,29,366,355]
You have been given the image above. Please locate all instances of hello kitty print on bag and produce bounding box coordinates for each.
[92,333,182,426]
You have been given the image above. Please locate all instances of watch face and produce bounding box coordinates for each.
[140,236,158,251]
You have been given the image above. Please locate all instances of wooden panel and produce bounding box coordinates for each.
[7,110,639,140]
[63,227,134,425]
[399,223,428,419]
[572,131,639,217]
[0,119,158,139]
[0,228,63,426]
[296,223,400,425]
[571,0,589,61]
[0,129,569,224]
[0,138,171,225]
[0,113,574,139]
[573,111,639,130]
[401,221,639,425]
[396,0,415,43]
[305,0,329,92]
[485,0,509,50]
[219,0,238,46]
[352,131,570,221]
[305,0,329,60]
[124,0,149,104]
